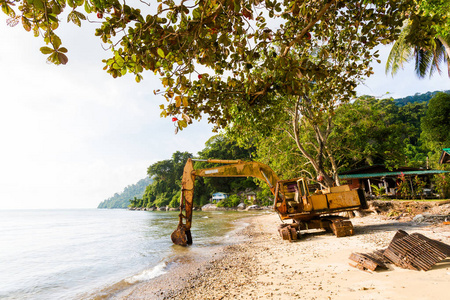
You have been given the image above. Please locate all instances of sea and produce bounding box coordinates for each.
[0,209,261,300]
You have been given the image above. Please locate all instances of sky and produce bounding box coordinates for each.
[0,15,449,209]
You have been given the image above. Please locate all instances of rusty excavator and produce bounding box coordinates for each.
[171,158,367,246]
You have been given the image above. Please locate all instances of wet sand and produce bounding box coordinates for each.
[111,212,450,300]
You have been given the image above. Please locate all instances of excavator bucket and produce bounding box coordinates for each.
[171,224,192,246]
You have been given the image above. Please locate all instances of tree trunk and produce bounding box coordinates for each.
[290,99,338,188]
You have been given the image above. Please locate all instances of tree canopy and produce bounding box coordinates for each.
[230,94,434,188]
[2,0,413,130]
[421,92,450,153]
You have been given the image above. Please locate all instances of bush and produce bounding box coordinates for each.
[153,192,172,208]
[256,187,274,206]
[434,173,450,198]
[216,194,241,207]
[370,184,385,197]
[168,190,181,208]
[396,173,411,199]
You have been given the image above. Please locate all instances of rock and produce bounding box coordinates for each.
[413,214,425,223]
[158,206,167,211]
[237,203,246,210]
[202,204,218,211]
[168,207,178,211]
[247,205,262,211]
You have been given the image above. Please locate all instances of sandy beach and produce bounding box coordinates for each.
[112,208,450,300]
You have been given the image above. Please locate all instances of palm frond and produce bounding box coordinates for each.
[386,25,413,76]
[414,49,433,78]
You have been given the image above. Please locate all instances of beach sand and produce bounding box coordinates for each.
[112,212,450,300]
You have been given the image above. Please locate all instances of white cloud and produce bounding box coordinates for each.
[0,17,214,209]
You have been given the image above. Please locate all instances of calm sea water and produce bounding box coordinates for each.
[0,209,259,300]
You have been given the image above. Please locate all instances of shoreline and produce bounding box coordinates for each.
[110,211,450,300]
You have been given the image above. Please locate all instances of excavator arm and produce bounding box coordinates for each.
[171,158,279,246]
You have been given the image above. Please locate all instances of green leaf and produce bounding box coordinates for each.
[31,0,45,11]
[157,48,165,58]
[51,35,62,48]
[192,8,201,19]
[40,46,54,54]
[2,4,15,17]
[84,1,92,13]
[178,120,187,128]
[114,51,124,68]
[74,11,86,21]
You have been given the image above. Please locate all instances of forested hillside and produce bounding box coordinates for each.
[97,177,153,208]
[394,90,450,106]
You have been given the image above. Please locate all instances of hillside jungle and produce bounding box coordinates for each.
[98,91,450,210]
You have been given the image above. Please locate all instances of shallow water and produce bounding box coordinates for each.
[0,209,260,300]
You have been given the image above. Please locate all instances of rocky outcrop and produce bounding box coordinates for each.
[246,205,262,211]
[201,204,236,211]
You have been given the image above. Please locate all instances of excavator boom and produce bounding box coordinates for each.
[171,158,279,246]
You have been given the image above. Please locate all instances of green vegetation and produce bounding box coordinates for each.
[137,151,193,209]
[97,177,152,208]
[386,0,450,78]
[3,0,412,134]
[127,135,260,209]
[106,91,450,210]
[394,90,450,106]
[421,92,450,154]
[216,195,242,208]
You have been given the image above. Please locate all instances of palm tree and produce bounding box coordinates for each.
[386,22,450,78]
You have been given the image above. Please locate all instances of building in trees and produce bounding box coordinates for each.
[339,165,449,198]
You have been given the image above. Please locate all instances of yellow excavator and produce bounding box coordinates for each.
[171,158,367,246]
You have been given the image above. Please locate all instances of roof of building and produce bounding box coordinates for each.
[339,165,421,175]
[339,169,449,180]
[439,148,450,164]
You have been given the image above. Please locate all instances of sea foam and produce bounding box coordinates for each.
[125,261,167,283]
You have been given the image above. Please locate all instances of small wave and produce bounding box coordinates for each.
[124,261,167,284]
[202,216,209,218]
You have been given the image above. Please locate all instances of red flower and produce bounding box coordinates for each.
[172,117,178,122]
